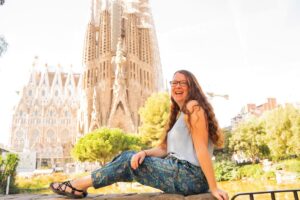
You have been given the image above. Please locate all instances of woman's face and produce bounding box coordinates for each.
[171,72,189,108]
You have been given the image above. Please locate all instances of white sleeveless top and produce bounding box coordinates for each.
[167,112,214,166]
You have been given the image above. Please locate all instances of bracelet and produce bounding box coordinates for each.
[142,150,148,156]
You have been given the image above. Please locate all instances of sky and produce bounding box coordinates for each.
[0,0,300,146]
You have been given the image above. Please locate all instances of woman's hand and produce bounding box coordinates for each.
[130,151,147,170]
[211,188,229,200]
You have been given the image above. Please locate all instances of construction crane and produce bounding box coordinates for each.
[206,92,229,100]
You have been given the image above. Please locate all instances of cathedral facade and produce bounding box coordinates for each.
[10,62,81,168]
[77,0,163,135]
[10,0,163,169]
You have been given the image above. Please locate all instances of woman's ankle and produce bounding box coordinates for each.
[71,175,93,191]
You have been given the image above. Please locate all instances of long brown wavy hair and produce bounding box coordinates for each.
[159,70,224,149]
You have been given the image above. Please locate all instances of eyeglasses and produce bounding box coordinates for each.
[169,80,188,87]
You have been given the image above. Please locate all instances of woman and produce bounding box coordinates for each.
[50,70,228,200]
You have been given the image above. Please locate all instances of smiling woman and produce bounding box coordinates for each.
[50,69,228,200]
[170,73,189,107]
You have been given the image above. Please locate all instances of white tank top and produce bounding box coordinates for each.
[167,112,214,166]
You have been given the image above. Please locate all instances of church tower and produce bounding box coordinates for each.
[78,0,163,134]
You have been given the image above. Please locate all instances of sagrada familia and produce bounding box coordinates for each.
[10,0,163,169]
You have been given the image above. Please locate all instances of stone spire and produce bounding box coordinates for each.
[101,0,109,11]
[108,38,134,132]
[90,0,95,23]
[79,0,163,134]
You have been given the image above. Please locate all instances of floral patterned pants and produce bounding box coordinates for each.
[91,150,209,195]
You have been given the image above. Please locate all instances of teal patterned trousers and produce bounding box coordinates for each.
[91,150,209,195]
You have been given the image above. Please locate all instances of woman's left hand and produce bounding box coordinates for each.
[130,151,146,170]
[211,188,229,200]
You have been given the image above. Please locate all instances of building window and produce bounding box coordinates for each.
[46,129,55,143]
[87,70,90,86]
[133,63,135,79]
[95,68,98,83]
[103,62,106,78]
[65,110,70,118]
[31,130,40,145]
[16,130,23,137]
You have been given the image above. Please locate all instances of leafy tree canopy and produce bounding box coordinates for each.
[229,117,269,162]
[72,127,145,164]
[0,36,8,57]
[138,92,170,147]
[264,104,300,160]
[229,104,300,161]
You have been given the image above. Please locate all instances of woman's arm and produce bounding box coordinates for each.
[143,146,168,158]
[131,146,168,170]
[187,100,228,200]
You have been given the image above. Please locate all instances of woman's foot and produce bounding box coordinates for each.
[50,180,88,199]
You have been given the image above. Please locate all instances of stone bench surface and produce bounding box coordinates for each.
[0,193,215,200]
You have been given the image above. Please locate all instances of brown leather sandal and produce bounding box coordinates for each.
[50,180,88,199]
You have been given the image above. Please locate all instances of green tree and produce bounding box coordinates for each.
[214,160,238,181]
[264,105,300,160]
[138,92,170,147]
[229,117,269,162]
[0,1,7,57]
[0,153,19,194]
[214,128,233,161]
[290,107,300,157]
[0,36,8,57]
[71,127,144,165]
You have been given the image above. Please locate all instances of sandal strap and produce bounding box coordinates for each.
[62,180,85,194]
[51,181,88,198]
[57,182,66,192]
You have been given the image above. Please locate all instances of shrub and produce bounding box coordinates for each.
[16,173,69,190]
[237,164,264,179]
[262,171,276,179]
[214,161,238,181]
[280,159,300,172]
[0,153,19,194]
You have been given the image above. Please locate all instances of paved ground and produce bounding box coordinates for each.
[0,193,214,200]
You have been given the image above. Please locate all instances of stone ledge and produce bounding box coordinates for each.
[87,193,214,200]
[0,193,215,200]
